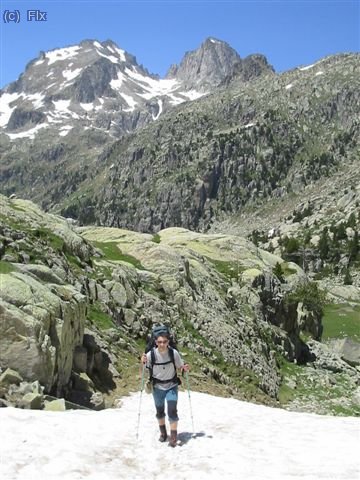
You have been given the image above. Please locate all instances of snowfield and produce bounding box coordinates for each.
[0,391,359,480]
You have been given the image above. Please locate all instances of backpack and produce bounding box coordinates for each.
[145,324,177,353]
[145,324,181,386]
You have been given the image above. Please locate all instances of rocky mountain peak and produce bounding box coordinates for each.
[166,37,242,89]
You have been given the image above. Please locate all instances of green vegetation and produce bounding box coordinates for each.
[152,233,161,244]
[0,261,16,274]
[284,281,327,318]
[93,241,145,269]
[273,262,284,282]
[206,257,243,281]
[87,304,114,330]
[281,262,298,277]
[322,303,360,341]
[279,359,360,416]
[31,228,64,252]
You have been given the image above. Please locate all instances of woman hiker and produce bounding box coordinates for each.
[141,329,190,447]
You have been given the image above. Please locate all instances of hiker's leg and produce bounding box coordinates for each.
[153,387,167,441]
[166,387,179,446]
[153,387,166,422]
[165,386,179,423]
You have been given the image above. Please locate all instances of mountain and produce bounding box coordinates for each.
[0,38,206,140]
[1,391,359,479]
[0,37,274,210]
[0,37,271,141]
[165,37,273,89]
[58,53,358,233]
[0,40,358,294]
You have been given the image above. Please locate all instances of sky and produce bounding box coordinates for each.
[1,390,359,479]
[0,1,359,88]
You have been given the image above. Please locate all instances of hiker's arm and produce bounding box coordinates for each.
[141,353,148,365]
[174,350,190,372]
[180,363,190,373]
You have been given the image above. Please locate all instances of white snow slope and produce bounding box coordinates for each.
[0,391,359,480]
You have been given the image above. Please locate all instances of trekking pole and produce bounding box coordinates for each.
[136,363,146,441]
[184,371,195,437]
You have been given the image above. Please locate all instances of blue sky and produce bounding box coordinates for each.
[0,0,359,88]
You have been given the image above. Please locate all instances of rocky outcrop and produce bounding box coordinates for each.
[0,269,86,395]
[166,37,242,89]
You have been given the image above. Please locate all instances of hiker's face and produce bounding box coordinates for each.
[156,336,169,351]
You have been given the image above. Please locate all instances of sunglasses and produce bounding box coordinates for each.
[156,340,169,345]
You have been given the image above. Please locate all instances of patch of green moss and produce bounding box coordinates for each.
[278,384,296,404]
[206,257,243,281]
[87,304,114,330]
[152,234,161,244]
[281,262,298,277]
[31,228,64,252]
[0,261,16,274]
[93,241,145,269]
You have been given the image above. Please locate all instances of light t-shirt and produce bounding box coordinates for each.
[145,347,184,391]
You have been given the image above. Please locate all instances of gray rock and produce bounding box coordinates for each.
[44,398,66,411]
[73,346,88,373]
[19,392,43,410]
[330,338,360,367]
[0,368,23,386]
[90,392,105,410]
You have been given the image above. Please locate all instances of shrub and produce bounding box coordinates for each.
[285,282,327,318]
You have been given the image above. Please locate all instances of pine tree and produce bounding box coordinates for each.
[344,268,353,285]
[318,228,330,260]
[348,230,359,263]
[273,262,284,283]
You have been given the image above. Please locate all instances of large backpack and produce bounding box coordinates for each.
[145,324,180,386]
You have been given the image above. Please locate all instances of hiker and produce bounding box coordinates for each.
[141,326,190,447]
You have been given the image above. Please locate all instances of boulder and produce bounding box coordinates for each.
[44,398,66,411]
[19,392,43,410]
[0,368,23,386]
[90,392,105,410]
[330,338,360,367]
[72,372,94,392]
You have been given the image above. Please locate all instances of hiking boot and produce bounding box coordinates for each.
[159,425,167,442]
[169,429,177,447]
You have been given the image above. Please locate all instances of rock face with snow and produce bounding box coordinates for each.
[1,39,203,139]
[1,37,270,142]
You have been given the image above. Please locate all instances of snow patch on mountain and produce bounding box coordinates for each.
[0,93,20,127]
[80,102,94,111]
[63,67,82,81]
[45,46,81,65]
[96,50,119,64]
[152,99,163,120]
[110,71,124,90]
[59,125,73,136]
[120,93,137,111]
[6,123,48,139]
[181,89,207,100]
